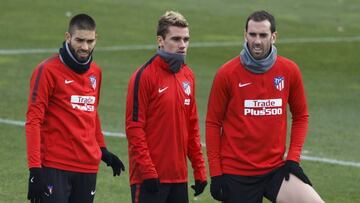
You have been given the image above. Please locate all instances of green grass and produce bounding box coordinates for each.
[1,0,360,202]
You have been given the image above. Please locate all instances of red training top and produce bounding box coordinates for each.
[206,55,309,177]
[126,55,207,185]
[26,54,105,173]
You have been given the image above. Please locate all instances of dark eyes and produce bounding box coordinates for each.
[249,33,268,38]
[171,37,190,42]
[75,38,95,43]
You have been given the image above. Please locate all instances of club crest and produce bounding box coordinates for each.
[182,81,191,96]
[89,75,96,90]
[274,76,284,91]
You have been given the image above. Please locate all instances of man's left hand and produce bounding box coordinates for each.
[284,160,312,186]
[101,147,125,176]
[191,180,207,196]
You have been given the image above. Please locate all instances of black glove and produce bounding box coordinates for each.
[142,178,160,193]
[210,175,229,201]
[283,160,312,186]
[101,147,125,176]
[191,180,207,196]
[27,168,49,203]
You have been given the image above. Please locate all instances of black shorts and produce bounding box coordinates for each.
[41,167,97,203]
[223,167,285,203]
[131,182,188,203]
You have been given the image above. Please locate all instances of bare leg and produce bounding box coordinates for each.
[276,174,325,203]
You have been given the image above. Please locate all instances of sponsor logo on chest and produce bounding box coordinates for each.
[70,95,96,112]
[244,99,283,116]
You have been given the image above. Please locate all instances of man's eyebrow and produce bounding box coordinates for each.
[248,32,269,35]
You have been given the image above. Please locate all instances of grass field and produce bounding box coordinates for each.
[1,0,360,202]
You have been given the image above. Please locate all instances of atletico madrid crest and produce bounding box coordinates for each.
[274,76,284,91]
[89,75,96,90]
[182,81,191,96]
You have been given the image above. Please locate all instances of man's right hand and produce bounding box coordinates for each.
[210,175,229,201]
[27,168,48,203]
[142,178,160,193]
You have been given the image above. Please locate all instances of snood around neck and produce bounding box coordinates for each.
[59,41,92,74]
[157,49,185,73]
[240,42,277,74]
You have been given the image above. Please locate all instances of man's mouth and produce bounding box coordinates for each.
[252,46,263,55]
[78,51,89,58]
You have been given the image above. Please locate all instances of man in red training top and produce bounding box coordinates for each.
[25,13,124,203]
[126,10,207,203]
[206,10,324,203]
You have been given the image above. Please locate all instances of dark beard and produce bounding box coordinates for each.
[68,43,92,63]
[59,41,93,74]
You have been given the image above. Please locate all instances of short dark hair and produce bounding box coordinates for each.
[245,10,276,33]
[68,13,96,34]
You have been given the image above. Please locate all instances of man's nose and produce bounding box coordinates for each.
[81,42,89,50]
[179,40,187,49]
[254,36,262,44]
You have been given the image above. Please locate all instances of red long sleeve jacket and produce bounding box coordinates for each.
[206,56,309,177]
[126,55,206,185]
[25,54,106,173]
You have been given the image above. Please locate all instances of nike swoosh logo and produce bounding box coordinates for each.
[239,82,252,87]
[30,177,34,183]
[65,80,74,84]
[158,87,168,93]
[91,190,96,195]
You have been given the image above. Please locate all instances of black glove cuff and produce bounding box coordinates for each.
[101,147,109,155]
[195,180,207,184]
[101,147,112,164]
[285,160,299,166]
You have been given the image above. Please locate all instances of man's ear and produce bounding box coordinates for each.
[157,35,164,49]
[243,30,247,42]
[65,32,71,44]
[271,31,277,44]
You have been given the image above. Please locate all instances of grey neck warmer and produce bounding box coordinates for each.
[157,49,185,73]
[240,42,277,74]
